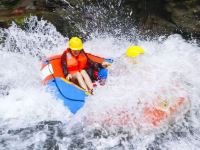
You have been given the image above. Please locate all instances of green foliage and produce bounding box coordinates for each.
[14,16,25,27]
[0,0,20,9]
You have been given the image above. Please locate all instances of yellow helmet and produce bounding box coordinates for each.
[69,37,83,51]
[125,46,145,58]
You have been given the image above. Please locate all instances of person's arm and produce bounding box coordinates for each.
[86,53,113,68]
[86,53,105,64]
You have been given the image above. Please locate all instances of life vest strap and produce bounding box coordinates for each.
[61,50,68,78]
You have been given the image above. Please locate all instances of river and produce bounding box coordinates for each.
[0,13,200,150]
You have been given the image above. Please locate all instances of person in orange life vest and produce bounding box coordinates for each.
[61,37,111,92]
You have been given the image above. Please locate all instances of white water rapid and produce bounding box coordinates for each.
[0,17,200,150]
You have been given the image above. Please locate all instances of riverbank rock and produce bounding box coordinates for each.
[124,0,200,39]
[0,0,200,40]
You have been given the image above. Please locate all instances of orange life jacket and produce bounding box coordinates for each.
[62,48,88,74]
[62,48,105,75]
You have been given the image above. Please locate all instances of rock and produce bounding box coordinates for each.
[0,0,200,40]
[123,0,200,39]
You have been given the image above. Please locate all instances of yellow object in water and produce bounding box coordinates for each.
[69,37,83,51]
[125,46,145,58]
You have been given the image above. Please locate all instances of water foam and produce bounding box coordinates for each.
[0,17,200,149]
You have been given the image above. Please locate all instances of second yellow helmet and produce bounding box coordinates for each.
[69,37,83,51]
[125,46,145,58]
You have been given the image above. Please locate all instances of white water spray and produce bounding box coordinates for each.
[0,17,200,149]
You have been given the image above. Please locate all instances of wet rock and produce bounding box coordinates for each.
[123,0,200,39]
[0,0,200,40]
[0,0,85,38]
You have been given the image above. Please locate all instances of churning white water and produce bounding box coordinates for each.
[0,17,200,149]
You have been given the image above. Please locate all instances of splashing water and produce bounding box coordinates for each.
[0,16,200,149]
